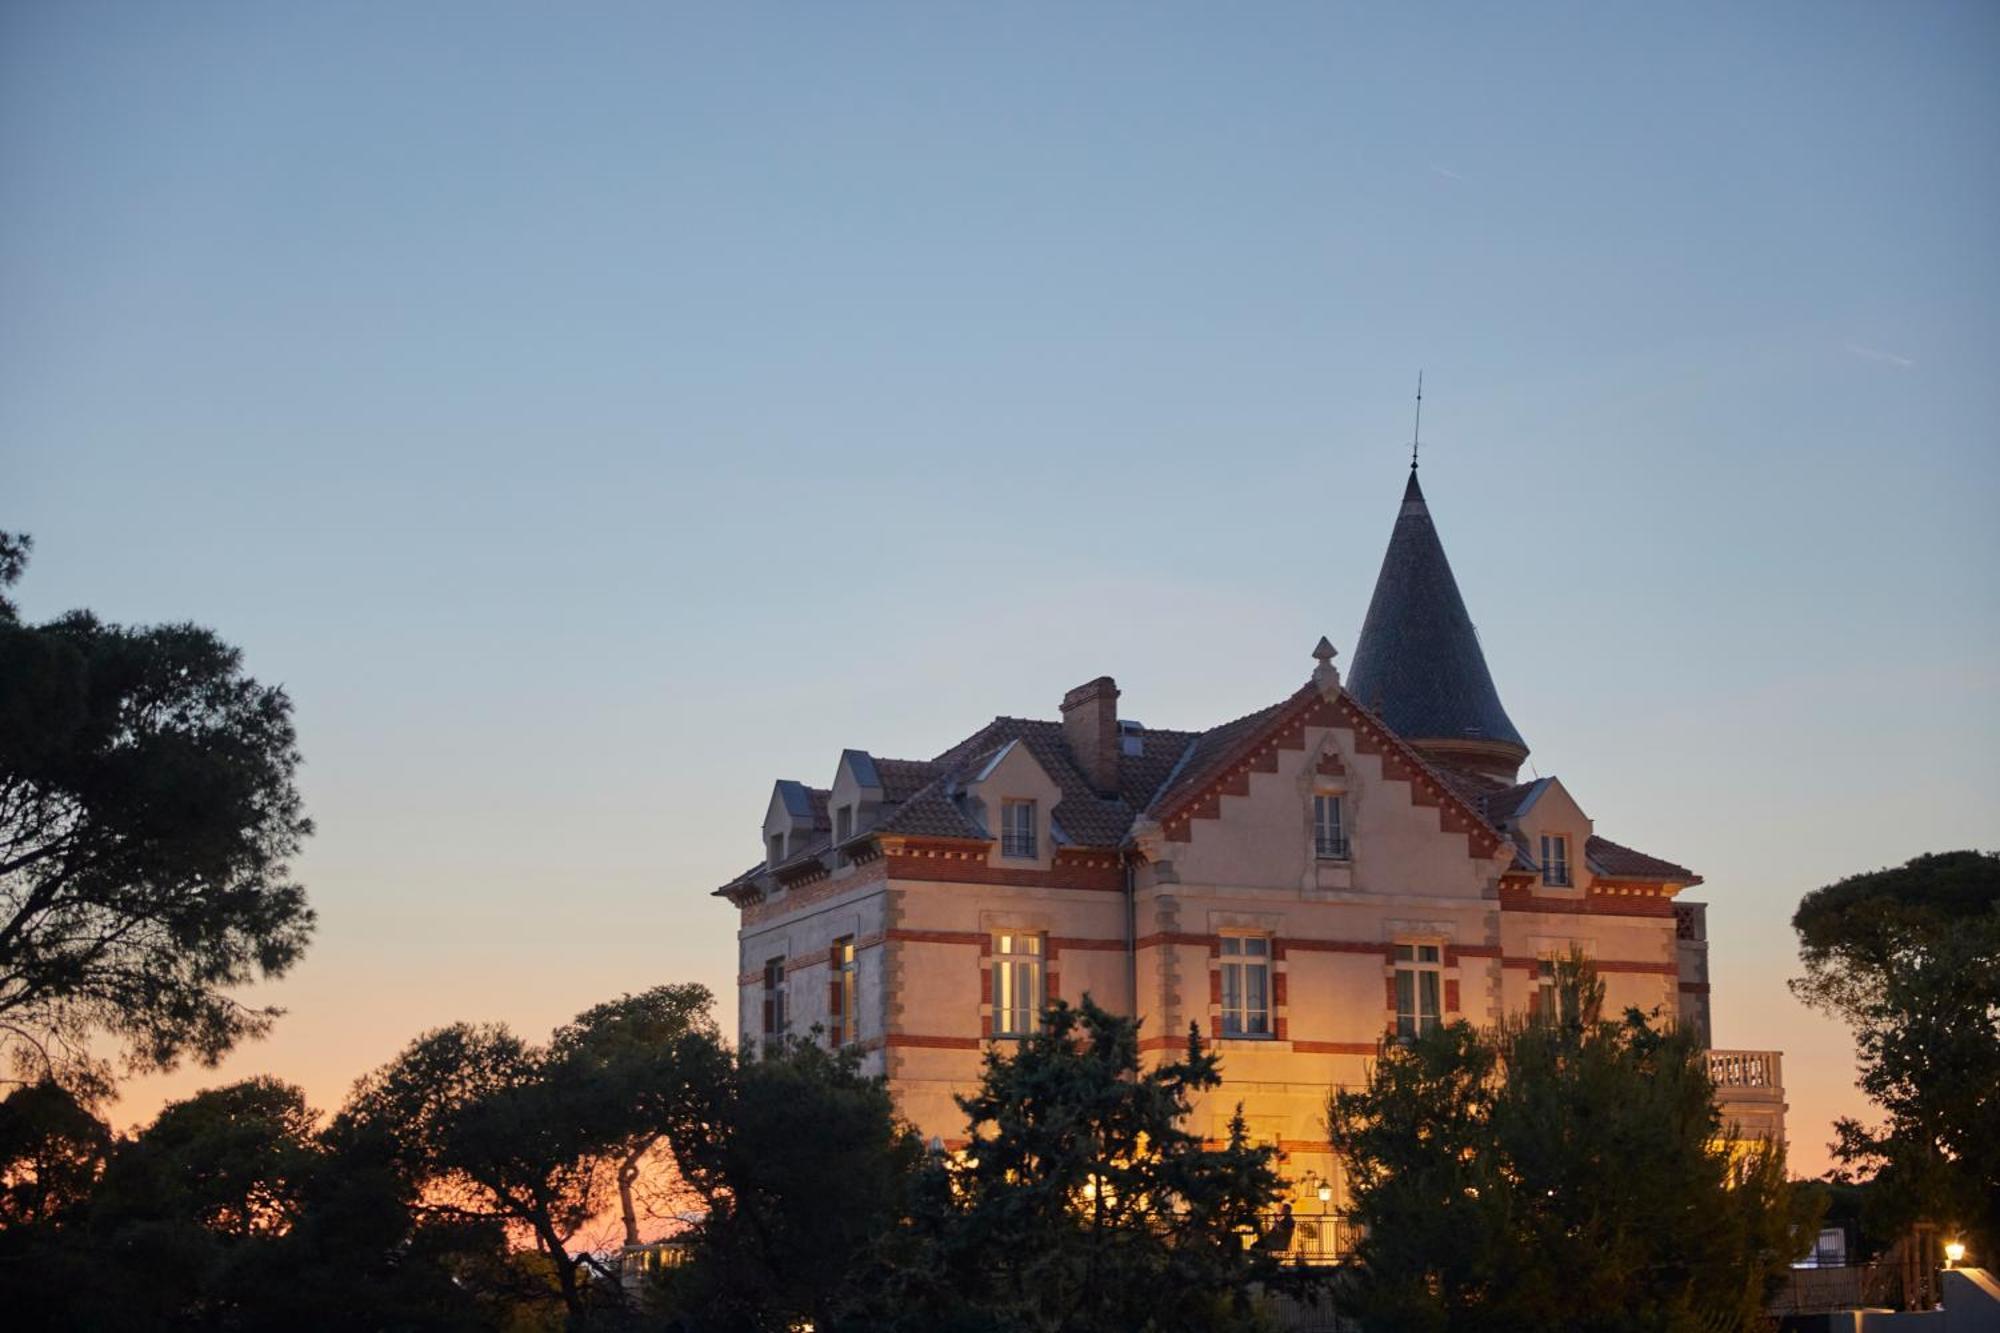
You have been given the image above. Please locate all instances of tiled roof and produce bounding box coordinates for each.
[1587,835,1698,884]
[716,682,1697,895]
[869,716,1203,848]
[1348,471,1529,757]
[1144,694,1298,819]
[1429,764,1698,882]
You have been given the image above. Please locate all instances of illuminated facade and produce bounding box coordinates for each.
[715,468,1785,1249]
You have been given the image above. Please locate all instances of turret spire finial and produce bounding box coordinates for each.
[1410,370,1424,472]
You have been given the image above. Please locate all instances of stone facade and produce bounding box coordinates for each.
[715,469,1784,1224]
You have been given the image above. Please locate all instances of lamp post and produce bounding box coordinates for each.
[1944,1240,1965,1270]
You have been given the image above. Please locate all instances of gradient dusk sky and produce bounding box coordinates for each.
[4,2,1996,1177]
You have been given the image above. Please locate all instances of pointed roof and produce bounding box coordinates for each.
[1347,470,1528,761]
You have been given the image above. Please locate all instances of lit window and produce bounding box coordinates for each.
[1219,935,1272,1037]
[1001,800,1037,859]
[1394,943,1442,1038]
[829,937,856,1047]
[1313,794,1349,860]
[992,933,1044,1037]
[761,957,787,1046]
[1540,834,1571,887]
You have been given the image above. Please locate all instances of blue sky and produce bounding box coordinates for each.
[4,1,1996,1172]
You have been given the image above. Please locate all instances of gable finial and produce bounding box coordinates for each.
[1311,635,1341,690]
[1410,370,1424,472]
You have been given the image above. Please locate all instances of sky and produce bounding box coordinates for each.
[3,2,1996,1179]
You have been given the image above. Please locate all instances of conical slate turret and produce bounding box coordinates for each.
[1347,470,1528,780]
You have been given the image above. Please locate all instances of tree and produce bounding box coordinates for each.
[1792,851,2000,1259]
[0,1078,110,1229]
[1329,958,1816,1332]
[0,532,314,1095]
[882,997,1303,1333]
[547,983,715,1249]
[332,1022,615,1320]
[661,1033,921,1332]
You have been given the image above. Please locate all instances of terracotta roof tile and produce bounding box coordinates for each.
[1586,835,1698,884]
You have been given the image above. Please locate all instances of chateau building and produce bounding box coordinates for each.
[716,467,1784,1246]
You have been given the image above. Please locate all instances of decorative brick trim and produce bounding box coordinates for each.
[742,860,889,927]
[1678,981,1711,994]
[1445,943,1502,963]
[1281,938,1399,957]
[1500,886,1675,918]
[1445,979,1461,1012]
[1135,931,1219,950]
[882,1034,983,1051]
[1049,936,1126,951]
[1291,1040,1380,1056]
[883,842,1123,891]
[886,928,987,947]
[1502,956,1677,976]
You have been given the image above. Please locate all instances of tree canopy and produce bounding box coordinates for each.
[0,532,314,1096]
[879,997,1306,1333]
[1329,958,1816,1333]
[1791,850,2000,1259]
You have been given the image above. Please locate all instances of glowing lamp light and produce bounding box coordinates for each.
[1317,1182,1333,1204]
[1944,1240,1966,1268]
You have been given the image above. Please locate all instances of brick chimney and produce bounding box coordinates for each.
[1061,676,1121,796]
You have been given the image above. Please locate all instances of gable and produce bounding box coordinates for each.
[1144,685,1511,897]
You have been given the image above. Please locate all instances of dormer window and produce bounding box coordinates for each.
[768,833,785,866]
[1540,834,1571,887]
[834,804,855,866]
[1313,794,1349,860]
[1000,800,1037,859]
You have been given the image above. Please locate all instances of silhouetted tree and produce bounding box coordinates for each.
[0,532,314,1096]
[0,1078,110,1229]
[661,1033,920,1332]
[1792,850,2000,1260]
[548,983,715,1249]
[878,997,1302,1333]
[333,1022,617,1320]
[1329,957,1815,1332]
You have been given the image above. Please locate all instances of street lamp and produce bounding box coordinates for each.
[1944,1240,1965,1269]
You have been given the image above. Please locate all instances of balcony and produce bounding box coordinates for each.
[1708,1049,1786,1143]
[1709,1049,1780,1089]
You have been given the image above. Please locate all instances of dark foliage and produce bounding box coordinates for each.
[1329,957,1816,1332]
[1792,850,2000,1260]
[876,997,1308,1333]
[659,1033,922,1332]
[0,532,314,1095]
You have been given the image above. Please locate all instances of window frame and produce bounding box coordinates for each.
[1393,942,1443,1039]
[828,937,857,1047]
[1540,833,1572,887]
[991,932,1045,1039]
[1218,934,1273,1039]
[1312,792,1349,860]
[1000,799,1038,859]
[761,956,788,1045]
